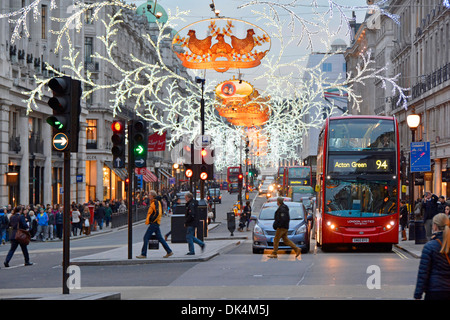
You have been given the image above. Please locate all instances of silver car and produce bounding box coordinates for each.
[252,202,312,254]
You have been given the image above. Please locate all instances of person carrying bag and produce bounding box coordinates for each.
[4,208,33,268]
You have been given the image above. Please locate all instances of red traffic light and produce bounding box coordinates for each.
[112,121,123,132]
[185,169,193,178]
[238,173,243,180]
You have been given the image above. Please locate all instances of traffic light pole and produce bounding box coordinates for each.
[62,151,70,294]
[127,120,134,260]
[199,79,206,200]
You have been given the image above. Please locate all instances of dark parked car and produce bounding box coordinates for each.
[252,202,312,254]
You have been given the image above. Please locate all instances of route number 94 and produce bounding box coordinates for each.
[376,160,388,170]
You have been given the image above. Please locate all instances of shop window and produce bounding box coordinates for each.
[86,119,97,149]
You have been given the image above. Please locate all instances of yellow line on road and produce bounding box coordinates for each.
[393,247,409,259]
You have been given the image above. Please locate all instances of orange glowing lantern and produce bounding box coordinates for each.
[215,79,270,127]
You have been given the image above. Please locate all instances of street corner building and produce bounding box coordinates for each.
[0,0,189,206]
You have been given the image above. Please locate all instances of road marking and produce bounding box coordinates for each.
[393,247,409,259]
[2,263,37,270]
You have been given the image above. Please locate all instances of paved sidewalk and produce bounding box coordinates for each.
[394,229,426,258]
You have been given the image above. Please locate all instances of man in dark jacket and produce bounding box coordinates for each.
[423,192,439,240]
[184,192,205,255]
[268,198,301,259]
[94,202,106,230]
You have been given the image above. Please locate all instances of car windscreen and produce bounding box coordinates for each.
[259,206,304,220]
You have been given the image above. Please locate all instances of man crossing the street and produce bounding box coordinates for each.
[136,190,173,259]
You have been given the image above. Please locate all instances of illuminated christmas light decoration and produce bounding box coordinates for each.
[172,18,271,72]
[1,1,412,169]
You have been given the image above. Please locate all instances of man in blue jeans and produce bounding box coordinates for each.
[184,192,205,255]
[136,190,173,259]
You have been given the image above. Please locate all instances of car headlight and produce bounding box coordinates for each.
[268,185,274,191]
[254,224,264,235]
[295,224,307,234]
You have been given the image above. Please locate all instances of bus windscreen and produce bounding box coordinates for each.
[325,179,397,217]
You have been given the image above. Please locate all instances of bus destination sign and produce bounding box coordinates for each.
[329,155,393,174]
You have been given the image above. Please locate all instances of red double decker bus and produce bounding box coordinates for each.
[227,166,242,192]
[315,116,400,251]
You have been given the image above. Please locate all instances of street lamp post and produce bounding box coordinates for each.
[407,113,420,239]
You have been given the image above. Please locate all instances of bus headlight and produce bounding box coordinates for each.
[386,221,395,230]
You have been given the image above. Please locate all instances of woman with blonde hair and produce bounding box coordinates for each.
[414,213,450,300]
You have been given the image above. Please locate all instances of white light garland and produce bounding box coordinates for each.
[3,1,412,170]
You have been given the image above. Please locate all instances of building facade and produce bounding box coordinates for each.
[345,1,450,197]
[0,0,188,206]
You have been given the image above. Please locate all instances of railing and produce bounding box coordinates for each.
[111,205,149,228]
[9,136,21,153]
[411,63,449,100]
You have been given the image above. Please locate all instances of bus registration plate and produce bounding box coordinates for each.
[352,238,369,243]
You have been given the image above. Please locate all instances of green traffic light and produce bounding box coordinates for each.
[46,116,66,130]
[134,144,144,155]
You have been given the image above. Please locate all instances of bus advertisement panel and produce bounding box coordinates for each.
[316,116,400,250]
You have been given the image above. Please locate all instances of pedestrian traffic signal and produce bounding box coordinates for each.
[46,76,81,152]
[131,120,147,168]
[111,120,125,168]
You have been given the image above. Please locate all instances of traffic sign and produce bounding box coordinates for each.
[194,134,211,148]
[114,157,124,168]
[135,167,146,175]
[135,158,145,168]
[53,133,69,151]
[410,142,431,172]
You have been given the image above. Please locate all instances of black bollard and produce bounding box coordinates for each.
[227,212,236,236]
[414,220,427,244]
[408,221,415,240]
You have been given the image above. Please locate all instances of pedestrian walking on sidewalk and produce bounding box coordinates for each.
[414,213,450,300]
[423,192,439,241]
[267,197,301,259]
[400,200,408,241]
[136,190,173,259]
[4,207,33,268]
[184,192,205,255]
